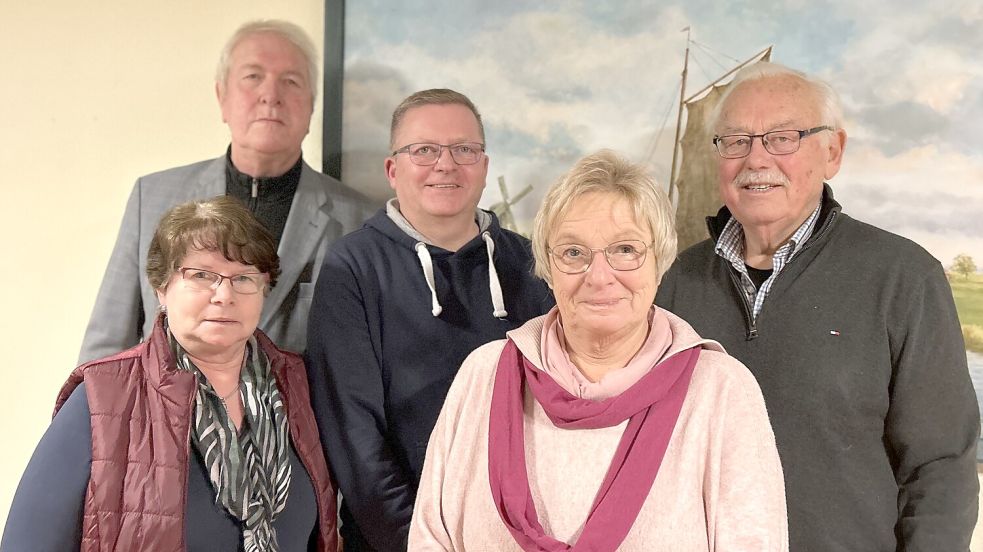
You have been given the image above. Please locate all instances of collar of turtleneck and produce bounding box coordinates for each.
[224,147,302,201]
[224,147,303,246]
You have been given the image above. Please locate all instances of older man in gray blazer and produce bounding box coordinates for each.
[79,19,373,363]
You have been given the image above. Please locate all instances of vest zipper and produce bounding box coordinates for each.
[250,177,259,211]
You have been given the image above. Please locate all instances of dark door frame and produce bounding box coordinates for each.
[321,0,345,180]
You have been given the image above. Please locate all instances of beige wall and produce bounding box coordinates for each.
[0,1,326,534]
[3,2,981,549]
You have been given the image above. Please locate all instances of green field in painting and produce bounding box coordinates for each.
[952,273,983,352]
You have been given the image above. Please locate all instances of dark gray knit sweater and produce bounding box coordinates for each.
[656,185,979,551]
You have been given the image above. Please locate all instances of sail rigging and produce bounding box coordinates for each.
[669,39,772,250]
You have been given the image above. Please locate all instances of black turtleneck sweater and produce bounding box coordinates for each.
[224,148,301,247]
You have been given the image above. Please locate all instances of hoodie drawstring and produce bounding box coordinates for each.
[412,235,509,319]
[415,243,443,317]
[482,232,508,319]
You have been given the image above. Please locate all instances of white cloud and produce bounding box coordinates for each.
[836,144,983,262]
[345,5,694,211]
[340,0,983,260]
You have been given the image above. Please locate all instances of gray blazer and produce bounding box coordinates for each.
[78,156,374,363]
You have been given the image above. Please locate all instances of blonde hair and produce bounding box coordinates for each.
[532,150,676,287]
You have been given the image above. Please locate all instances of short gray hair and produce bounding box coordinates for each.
[216,20,319,99]
[389,88,485,150]
[532,150,677,287]
[708,61,843,134]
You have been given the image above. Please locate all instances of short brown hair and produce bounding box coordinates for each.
[146,195,280,291]
[532,150,677,287]
[389,88,485,149]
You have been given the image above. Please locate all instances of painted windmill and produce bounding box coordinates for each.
[489,175,533,233]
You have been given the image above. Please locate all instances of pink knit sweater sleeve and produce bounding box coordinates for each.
[408,341,504,551]
[408,384,461,551]
[703,350,789,552]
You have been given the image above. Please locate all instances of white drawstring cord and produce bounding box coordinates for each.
[483,232,508,318]
[415,242,443,316]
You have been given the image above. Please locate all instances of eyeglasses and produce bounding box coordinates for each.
[391,142,485,166]
[178,267,266,294]
[549,240,652,274]
[712,126,833,159]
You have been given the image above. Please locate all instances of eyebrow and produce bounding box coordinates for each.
[235,64,307,79]
[407,137,480,144]
[551,230,648,244]
[719,119,798,134]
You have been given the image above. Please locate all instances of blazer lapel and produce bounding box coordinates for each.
[192,157,226,198]
[260,162,331,327]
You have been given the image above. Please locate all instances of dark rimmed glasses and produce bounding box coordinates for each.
[178,267,266,294]
[712,126,833,159]
[391,142,485,166]
[549,240,652,274]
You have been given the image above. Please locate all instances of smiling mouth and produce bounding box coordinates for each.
[743,184,780,191]
[585,298,623,308]
[426,184,460,189]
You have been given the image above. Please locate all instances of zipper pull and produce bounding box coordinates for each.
[251,178,258,199]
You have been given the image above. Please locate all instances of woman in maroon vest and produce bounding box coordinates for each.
[3,196,338,551]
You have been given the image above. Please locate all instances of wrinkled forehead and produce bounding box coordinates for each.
[717,75,822,132]
[551,191,651,241]
[230,32,308,71]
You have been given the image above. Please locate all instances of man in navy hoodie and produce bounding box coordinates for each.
[306,89,554,551]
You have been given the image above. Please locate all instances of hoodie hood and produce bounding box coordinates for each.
[370,199,508,319]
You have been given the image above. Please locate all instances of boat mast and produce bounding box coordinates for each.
[667,27,690,204]
[667,42,772,205]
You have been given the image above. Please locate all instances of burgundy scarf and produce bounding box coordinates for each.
[488,339,700,551]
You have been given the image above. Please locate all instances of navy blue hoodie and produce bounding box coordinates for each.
[306,205,554,551]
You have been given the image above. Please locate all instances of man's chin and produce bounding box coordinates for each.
[236,137,303,156]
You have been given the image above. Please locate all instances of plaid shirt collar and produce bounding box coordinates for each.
[714,203,822,319]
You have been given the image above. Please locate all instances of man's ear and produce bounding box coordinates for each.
[385,157,398,191]
[824,128,848,180]
[215,81,228,123]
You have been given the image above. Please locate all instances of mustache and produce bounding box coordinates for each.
[731,170,790,187]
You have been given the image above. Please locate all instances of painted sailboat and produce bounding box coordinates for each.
[668,32,772,251]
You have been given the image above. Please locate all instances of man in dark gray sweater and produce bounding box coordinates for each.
[656,61,979,551]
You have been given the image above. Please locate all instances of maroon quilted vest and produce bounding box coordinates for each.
[55,317,339,551]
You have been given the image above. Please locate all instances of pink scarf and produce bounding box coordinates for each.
[487,339,700,551]
[540,307,674,400]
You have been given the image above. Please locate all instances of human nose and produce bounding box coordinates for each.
[583,249,616,284]
[432,146,458,170]
[744,136,774,168]
[210,277,236,303]
[258,78,282,105]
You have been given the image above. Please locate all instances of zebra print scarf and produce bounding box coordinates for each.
[171,331,292,551]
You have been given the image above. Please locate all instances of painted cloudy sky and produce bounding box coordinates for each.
[340,0,983,267]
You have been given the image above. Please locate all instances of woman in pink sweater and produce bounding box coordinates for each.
[409,150,788,551]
